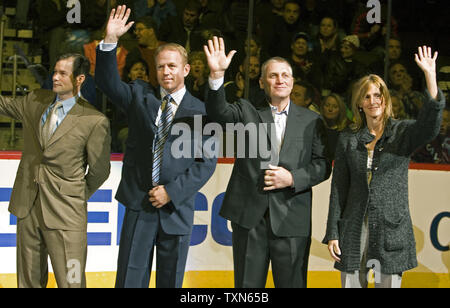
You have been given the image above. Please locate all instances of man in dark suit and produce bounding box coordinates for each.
[158,0,203,53]
[204,37,331,288]
[95,6,217,288]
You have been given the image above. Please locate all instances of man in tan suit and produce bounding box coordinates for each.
[0,53,111,288]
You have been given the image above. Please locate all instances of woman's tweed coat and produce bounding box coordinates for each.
[323,90,446,274]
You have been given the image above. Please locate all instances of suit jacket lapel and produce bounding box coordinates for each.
[161,91,198,178]
[173,91,195,120]
[45,97,83,148]
[165,91,196,146]
[279,103,302,159]
[256,104,275,151]
[37,93,57,149]
[144,94,160,133]
[257,105,274,123]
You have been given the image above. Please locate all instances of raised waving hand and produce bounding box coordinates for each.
[415,46,438,99]
[203,36,237,80]
[104,5,134,44]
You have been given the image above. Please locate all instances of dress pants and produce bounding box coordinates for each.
[115,207,191,288]
[231,211,311,288]
[341,215,402,288]
[16,196,87,288]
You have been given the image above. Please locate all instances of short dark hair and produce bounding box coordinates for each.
[292,32,309,44]
[127,57,150,73]
[135,15,157,31]
[185,0,202,13]
[294,80,315,101]
[56,53,90,78]
[284,0,301,9]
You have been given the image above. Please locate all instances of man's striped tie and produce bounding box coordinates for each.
[152,95,174,185]
[41,100,63,147]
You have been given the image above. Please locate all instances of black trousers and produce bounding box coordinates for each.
[231,212,311,288]
[115,207,191,288]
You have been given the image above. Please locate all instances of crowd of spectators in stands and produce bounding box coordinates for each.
[10,0,450,163]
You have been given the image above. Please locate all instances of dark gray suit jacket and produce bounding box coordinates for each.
[206,86,331,237]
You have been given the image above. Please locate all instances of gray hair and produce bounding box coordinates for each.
[260,57,293,79]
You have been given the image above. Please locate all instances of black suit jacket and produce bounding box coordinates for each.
[206,86,331,237]
[158,16,205,52]
[95,47,217,235]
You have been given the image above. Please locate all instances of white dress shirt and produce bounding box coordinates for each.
[99,40,185,124]
[41,94,79,133]
[270,103,289,153]
[208,76,289,153]
[155,87,185,125]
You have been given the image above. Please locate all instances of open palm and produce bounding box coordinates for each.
[414,45,439,99]
[105,5,134,43]
[415,46,437,75]
[204,36,236,79]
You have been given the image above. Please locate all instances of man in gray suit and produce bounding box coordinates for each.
[0,54,111,288]
[204,37,331,288]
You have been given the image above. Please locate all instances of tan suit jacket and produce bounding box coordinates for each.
[0,89,111,231]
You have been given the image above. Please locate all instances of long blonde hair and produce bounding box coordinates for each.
[350,74,393,131]
[321,93,350,131]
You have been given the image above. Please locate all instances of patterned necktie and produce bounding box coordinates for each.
[42,101,63,146]
[152,95,174,185]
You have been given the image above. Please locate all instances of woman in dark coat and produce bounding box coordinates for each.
[323,46,446,288]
